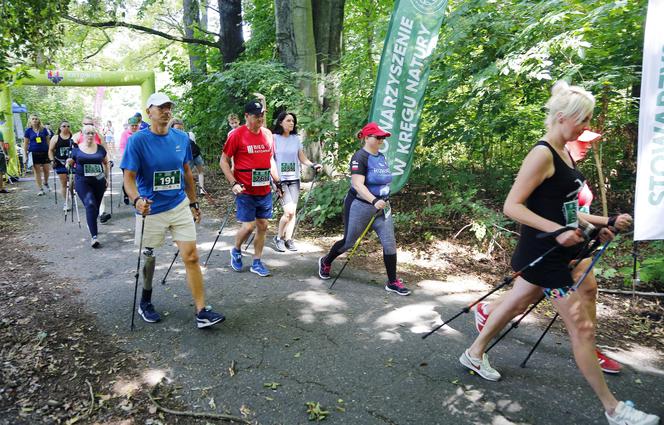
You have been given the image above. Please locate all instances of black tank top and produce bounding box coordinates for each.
[54,135,74,163]
[512,140,586,268]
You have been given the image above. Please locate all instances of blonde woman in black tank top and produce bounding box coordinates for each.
[458,81,658,425]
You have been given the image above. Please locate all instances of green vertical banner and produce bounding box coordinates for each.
[368,0,448,194]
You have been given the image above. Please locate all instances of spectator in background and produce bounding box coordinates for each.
[134,112,149,131]
[169,118,206,195]
[0,129,8,193]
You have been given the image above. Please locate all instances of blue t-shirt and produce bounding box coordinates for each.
[120,128,192,215]
[71,145,107,179]
[24,128,51,153]
[349,148,392,198]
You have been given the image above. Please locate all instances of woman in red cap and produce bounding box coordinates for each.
[317,122,410,296]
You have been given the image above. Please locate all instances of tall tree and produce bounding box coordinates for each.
[218,0,245,65]
[183,0,207,73]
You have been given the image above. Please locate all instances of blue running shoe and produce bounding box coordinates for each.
[250,259,270,277]
[138,301,161,323]
[230,247,243,271]
[196,306,225,329]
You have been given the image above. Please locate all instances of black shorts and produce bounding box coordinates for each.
[31,151,50,165]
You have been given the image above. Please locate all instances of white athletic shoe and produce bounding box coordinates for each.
[606,401,660,425]
[459,349,501,381]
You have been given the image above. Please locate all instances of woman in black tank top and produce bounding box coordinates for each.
[48,120,75,208]
[458,81,659,425]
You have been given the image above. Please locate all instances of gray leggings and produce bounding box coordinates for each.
[325,193,397,281]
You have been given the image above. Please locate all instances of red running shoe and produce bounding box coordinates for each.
[596,349,622,374]
[474,301,490,333]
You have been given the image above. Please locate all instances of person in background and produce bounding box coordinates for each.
[103,120,115,158]
[74,116,111,223]
[66,124,110,248]
[48,120,75,210]
[118,116,141,205]
[0,129,8,193]
[23,114,52,195]
[271,111,322,252]
[169,118,206,194]
[227,113,240,131]
[134,112,149,131]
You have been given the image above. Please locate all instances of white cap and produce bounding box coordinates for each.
[188,131,196,142]
[146,93,174,108]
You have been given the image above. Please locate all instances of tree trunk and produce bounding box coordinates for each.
[312,0,345,126]
[200,0,208,31]
[183,0,207,74]
[218,0,245,65]
[594,89,610,216]
[274,0,321,169]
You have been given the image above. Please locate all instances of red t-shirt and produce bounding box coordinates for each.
[223,125,273,196]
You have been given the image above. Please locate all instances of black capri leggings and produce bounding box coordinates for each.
[75,176,106,238]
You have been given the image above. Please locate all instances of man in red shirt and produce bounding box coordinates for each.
[220,99,280,277]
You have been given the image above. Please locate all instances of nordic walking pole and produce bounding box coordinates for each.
[485,233,603,353]
[64,171,70,222]
[292,169,320,240]
[421,227,576,340]
[520,235,615,368]
[203,199,235,267]
[73,183,81,228]
[131,211,147,331]
[329,209,382,290]
[53,166,57,204]
[160,250,179,285]
[109,161,113,215]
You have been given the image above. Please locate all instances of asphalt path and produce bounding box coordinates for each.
[11,167,664,424]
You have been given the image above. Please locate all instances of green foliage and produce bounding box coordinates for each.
[242,0,276,60]
[306,178,350,226]
[167,60,313,161]
[0,0,69,82]
[12,86,90,132]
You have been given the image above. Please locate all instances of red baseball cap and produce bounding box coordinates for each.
[566,130,602,162]
[358,122,391,138]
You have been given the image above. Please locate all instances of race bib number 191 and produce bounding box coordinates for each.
[153,170,181,191]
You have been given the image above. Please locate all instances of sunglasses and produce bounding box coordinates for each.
[61,125,70,128]
[370,135,386,140]
[85,132,95,135]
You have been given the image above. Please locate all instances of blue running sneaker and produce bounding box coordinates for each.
[196,306,225,329]
[138,301,161,323]
[230,247,243,271]
[250,259,270,277]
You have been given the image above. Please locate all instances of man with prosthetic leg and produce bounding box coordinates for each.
[121,93,225,329]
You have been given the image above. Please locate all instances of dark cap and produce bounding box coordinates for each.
[244,99,265,115]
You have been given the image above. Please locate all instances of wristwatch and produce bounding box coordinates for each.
[190,202,200,210]
[133,196,141,207]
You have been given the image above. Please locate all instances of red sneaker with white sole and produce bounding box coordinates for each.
[473,301,490,333]
[597,349,622,374]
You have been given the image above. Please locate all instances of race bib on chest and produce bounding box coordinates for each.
[35,137,42,144]
[58,147,71,158]
[280,162,297,179]
[83,163,103,177]
[562,200,579,228]
[153,170,181,191]
[251,169,270,187]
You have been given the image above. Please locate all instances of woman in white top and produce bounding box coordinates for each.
[271,112,321,252]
